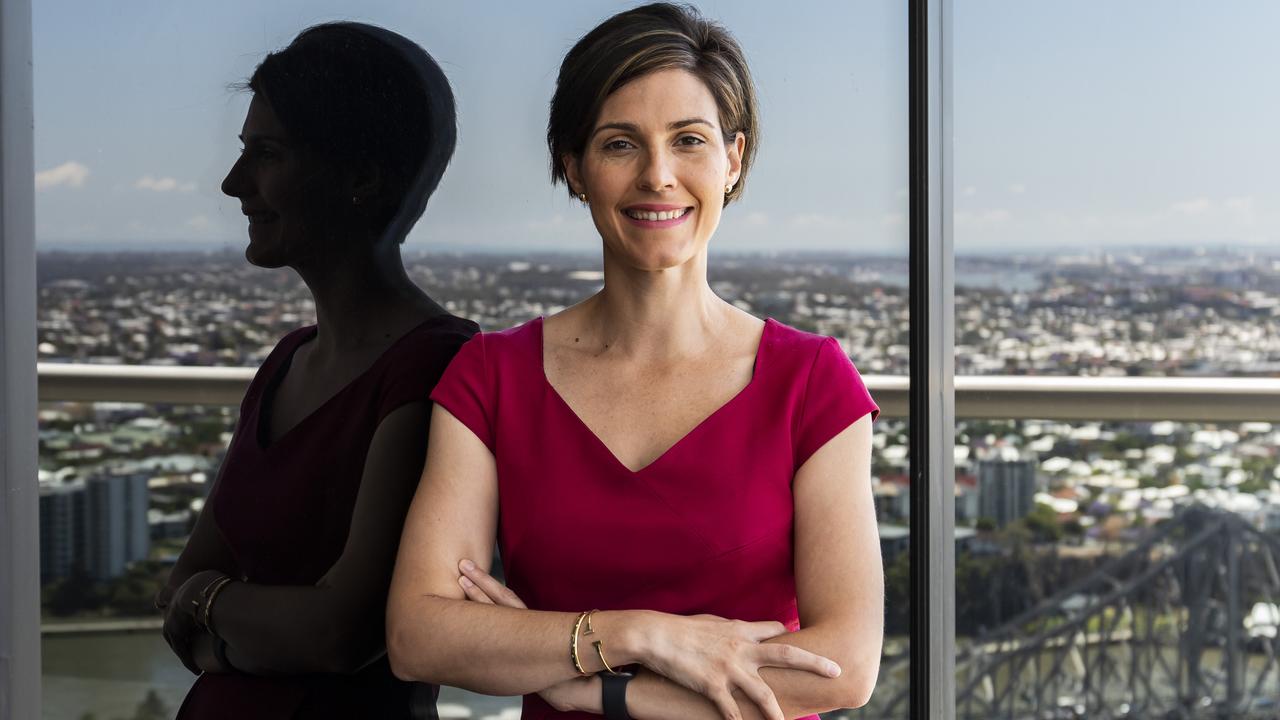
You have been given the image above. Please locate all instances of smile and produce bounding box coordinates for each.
[622,206,693,228]
[624,207,688,221]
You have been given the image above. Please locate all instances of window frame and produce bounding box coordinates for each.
[0,0,41,717]
[908,0,956,717]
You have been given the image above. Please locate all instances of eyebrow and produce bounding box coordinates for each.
[590,117,717,139]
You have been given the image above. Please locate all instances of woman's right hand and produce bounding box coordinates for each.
[633,612,841,720]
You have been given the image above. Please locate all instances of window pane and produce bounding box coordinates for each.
[954,2,1280,717]
[35,2,908,717]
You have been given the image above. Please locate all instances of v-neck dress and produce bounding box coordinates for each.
[177,314,478,720]
[429,317,878,720]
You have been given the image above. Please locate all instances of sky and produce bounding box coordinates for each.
[31,0,1280,253]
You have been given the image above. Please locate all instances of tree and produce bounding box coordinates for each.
[119,689,169,720]
[1022,503,1063,543]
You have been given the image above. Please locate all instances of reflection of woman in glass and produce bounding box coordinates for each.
[156,23,475,719]
[387,4,882,719]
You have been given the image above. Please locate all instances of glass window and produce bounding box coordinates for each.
[34,1,908,717]
[953,2,1280,717]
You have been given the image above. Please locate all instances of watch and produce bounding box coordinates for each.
[599,670,635,720]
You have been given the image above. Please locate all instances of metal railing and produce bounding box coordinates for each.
[36,363,1280,422]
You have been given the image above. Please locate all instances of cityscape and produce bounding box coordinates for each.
[36,246,1280,719]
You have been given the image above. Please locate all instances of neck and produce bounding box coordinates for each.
[584,248,726,361]
[292,240,429,353]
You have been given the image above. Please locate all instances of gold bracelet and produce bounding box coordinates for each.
[200,577,235,634]
[593,639,618,674]
[570,610,591,675]
[192,574,228,625]
[582,609,619,673]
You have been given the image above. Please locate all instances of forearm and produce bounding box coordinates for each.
[188,630,273,675]
[210,581,383,675]
[755,625,879,715]
[572,625,877,720]
[387,597,651,695]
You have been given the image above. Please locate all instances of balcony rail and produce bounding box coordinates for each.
[36,363,1280,422]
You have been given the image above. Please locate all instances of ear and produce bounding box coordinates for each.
[347,160,383,203]
[725,132,746,189]
[562,154,585,196]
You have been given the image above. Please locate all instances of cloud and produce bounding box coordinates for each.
[1007,183,1027,194]
[185,215,211,230]
[35,161,90,190]
[1225,196,1254,212]
[955,209,1012,226]
[962,185,978,197]
[789,213,856,231]
[135,175,197,193]
[1171,197,1211,215]
[744,212,769,227]
[524,214,567,233]
[881,213,905,227]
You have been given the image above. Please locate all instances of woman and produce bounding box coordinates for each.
[387,4,882,719]
[156,23,476,719]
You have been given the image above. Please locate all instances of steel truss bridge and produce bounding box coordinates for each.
[864,507,1280,719]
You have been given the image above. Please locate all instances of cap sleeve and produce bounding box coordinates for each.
[429,333,496,452]
[375,325,472,424]
[794,337,879,469]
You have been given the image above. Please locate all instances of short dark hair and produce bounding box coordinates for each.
[547,3,760,205]
[246,22,457,241]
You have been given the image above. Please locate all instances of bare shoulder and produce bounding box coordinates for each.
[720,304,766,357]
[542,299,599,360]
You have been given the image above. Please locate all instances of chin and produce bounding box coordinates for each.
[643,246,700,272]
[244,239,289,269]
[611,236,699,272]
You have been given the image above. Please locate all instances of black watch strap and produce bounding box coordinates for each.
[600,671,634,720]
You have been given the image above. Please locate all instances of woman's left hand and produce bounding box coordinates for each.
[162,569,226,674]
[457,560,598,714]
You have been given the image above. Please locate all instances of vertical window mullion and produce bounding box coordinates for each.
[908,0,955,717]
[0,0,41,717]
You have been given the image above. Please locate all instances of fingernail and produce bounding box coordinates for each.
[827,662,842,677]
[459,575,474,589]
[460,559,475,572]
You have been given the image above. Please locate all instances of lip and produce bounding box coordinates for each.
[621,205,694,229]
[626,204,687,212]
[242,208,280,227]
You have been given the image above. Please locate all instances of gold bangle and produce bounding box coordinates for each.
[582,609,618,673]
[192,574,227,625]
[201,577,235,634]
[570,610,591,675]
[593,639,617,674]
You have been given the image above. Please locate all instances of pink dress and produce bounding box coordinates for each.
[430,317,878,720]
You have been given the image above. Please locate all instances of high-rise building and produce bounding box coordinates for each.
[977,449,1038,528]
[38,479,85,582]
[38,470,149,582]
[83,471,150,580]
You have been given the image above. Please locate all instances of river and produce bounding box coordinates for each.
[41,632,521,720]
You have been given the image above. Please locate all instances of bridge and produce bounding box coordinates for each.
[865,506,1280,719]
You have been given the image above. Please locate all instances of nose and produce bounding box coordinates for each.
[221,153,250,199]
[637,146,677,193]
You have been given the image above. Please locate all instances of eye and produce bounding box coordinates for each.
[676,135,707,147]
[603,138,635,151]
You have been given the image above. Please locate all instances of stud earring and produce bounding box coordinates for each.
[724,184,733,194]
[577,192,587,203]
